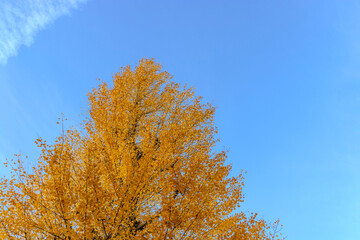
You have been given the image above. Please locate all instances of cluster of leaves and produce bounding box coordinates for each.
[0,59,283,239]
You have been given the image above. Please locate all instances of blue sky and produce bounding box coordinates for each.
[1,0,360,239]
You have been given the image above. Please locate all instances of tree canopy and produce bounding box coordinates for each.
[0,59,282,239]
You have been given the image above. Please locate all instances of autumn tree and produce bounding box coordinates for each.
[0,59,283,239]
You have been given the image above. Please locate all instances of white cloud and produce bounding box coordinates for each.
[0,0,87,65]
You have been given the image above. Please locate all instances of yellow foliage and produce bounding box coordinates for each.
[0,59,283,239]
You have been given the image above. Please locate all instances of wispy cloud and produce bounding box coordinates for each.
[0,0,87,65]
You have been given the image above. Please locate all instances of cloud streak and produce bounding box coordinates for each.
[0,0,87,65]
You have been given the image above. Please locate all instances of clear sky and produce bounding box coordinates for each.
[1,1,360,239]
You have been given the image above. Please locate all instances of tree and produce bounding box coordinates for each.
[0,59,283,239]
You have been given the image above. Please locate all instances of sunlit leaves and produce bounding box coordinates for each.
[0,58,283,239]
